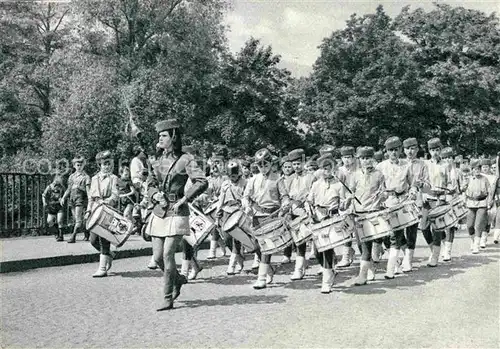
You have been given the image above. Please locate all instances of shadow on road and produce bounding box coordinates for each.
[114,269,163,278]
[177,294,287,309]
[338,251,500,295]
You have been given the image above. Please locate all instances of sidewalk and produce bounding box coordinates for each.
[0,235,210,273]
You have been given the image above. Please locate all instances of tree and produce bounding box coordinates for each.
[395,4,500,155]
[301,6,424,149]
[0,1,71,157]
[202,38,302,155]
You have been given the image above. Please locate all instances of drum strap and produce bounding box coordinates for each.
[161,155,182,197]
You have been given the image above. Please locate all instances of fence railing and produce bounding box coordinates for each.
[0,173,135,237]
[0,173,75,237]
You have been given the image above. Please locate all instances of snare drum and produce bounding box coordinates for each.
[311,215,354,252]
[184,204,216,249]
[289,215,313,246]
[428,205,457,232]
[253,217,293,255]
[86,204,133,247]
[204,201,219,221]
[222,210,259,253]
[356,210,393,242]
[449,197,467,222]
[385,201,420,231]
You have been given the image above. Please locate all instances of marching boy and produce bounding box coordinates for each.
[85,150,119,278]
[42,176,66,242]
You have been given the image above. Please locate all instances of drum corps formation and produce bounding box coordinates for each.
[41,118,500,311]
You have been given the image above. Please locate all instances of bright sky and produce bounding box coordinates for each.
[225,0,499,76]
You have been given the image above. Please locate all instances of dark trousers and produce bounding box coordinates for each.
[389,229,408,249]
[232,239,242,254]
[443,226,456,243]
[314,249,335,269]
[404,223,418,249]
[467,207,488,238]
[360,241,373,261]
[420,201,443,246]
[183,240,194,260]
[90,232,111,255]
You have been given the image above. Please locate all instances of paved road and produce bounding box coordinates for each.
[2,233,499,348]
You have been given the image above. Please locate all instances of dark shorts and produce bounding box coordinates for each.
[47,203,63,215]
[69,194,86,208]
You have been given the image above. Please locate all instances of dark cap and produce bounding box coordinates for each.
[357,146,375,158]
[72,155,85,164]
[319,144,335,156]
[427,138,442,150]
[384,136,402,150]
[280,156,292,167]
[441,147,453,158]
[374,151,384,161]
[255,148,272,162]
[403,138,418,148]
[470,159,481,168]
[288,149,305,162]
[340,146,355,156]
[155,119,180,133]
[480,158,491,166]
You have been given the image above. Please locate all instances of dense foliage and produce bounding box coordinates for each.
[1,1,498,172]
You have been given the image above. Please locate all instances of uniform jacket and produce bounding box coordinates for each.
[147,151,208,218]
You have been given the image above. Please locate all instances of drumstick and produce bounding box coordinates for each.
[336,177,362,205]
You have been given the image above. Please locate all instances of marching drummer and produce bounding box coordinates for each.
[376,136,417,279]
[280,155,295,264]
[179,145,204,281]
[402,137,429,271]
[306,153,342,293]
[421,138,453,267]
[439,147,460,261]
[337,146,358,268]
[146,118,208,311]
[215,160,248,275]
[206,154,230,259]
[61,156,91,243]
[242,148,291,289]
[343,146,386,286]
[287,148,317,280]
[463,159,492,254]
[480,158,497,248]
[491,153,500,244]
[85,150,119,278]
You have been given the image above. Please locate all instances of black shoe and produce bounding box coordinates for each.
[56,236,64,242]
[67,238,76,244]
[156,298,174,311]
[173,274,188,300]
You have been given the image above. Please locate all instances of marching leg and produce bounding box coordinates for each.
[337,242,354,268]
[354,241,372,286]
[92,254,108,278]
[251,253,260,269]
[291,243,307,280]
[207,239,218,260]
[282,245,292,264]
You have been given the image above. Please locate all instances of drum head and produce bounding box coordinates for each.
[204,202,218,215]
[86,205,103,230]
[428,205,450,218]
[223,210,243,231]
